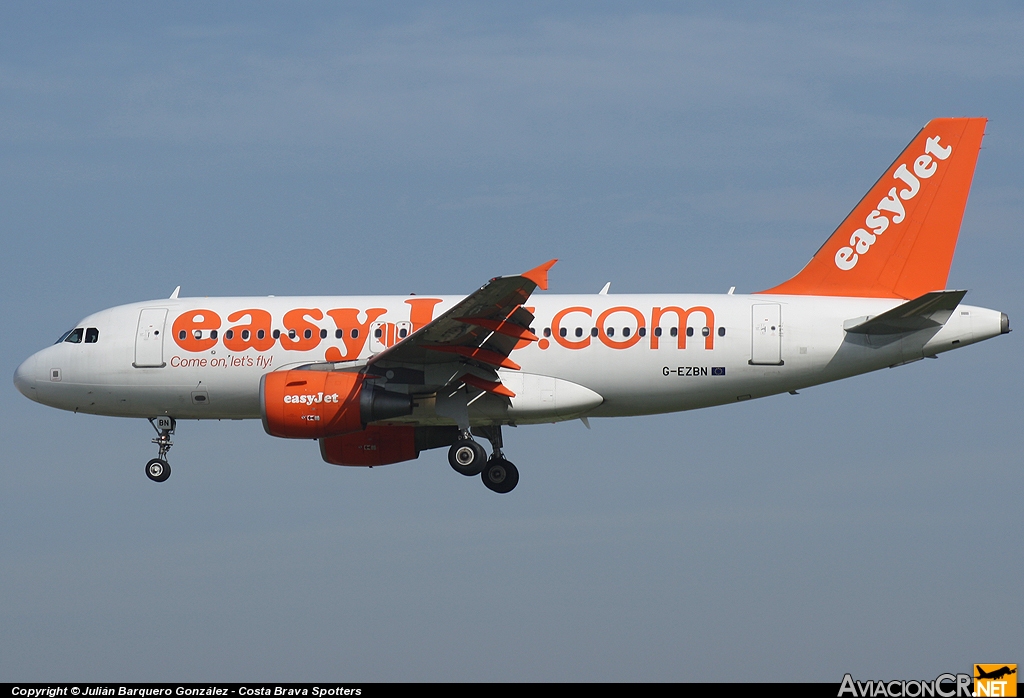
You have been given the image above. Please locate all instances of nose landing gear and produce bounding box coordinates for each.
[146,416,175,483]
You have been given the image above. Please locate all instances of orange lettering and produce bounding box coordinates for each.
[281,308,324,351]
[171,310,221,352]
[597,306,645,349]
[650,306,715,349]
[224,309,275,352]
[551,307,592,350]
[405,298,443,332]
[325,308,387,360]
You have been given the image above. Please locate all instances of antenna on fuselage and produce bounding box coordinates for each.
[599,282,610,295]
[169,286,180,299]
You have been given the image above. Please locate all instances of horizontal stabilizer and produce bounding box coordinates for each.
[844,290,967,335]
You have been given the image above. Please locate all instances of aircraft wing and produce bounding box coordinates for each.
[365,260,556,397]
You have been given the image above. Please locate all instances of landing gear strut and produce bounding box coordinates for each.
[146,416,175,483]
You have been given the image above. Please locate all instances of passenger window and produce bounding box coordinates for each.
[374,328,383,338]
[288,329,296,339]
[591,327,598,337]
[304,329,313,340]
[210,330,218,340]
[559,327,567,337]
[335,329,343,339]
[351,329,359,339]
[399,328,408,338]
[701,327,710,337]
[622,327,631,337]
[543,327,551,338]
[686,327,694,337]
[638,327,646,337]
[225,330,234,340]
[320,329,328,339]
[654,327,662,337]
[718,327,726,337]
[241,329,251,340]
[85,327,99,343]
[178,330,187,341]
[607,327,615,337]
[273,329,281,339]
[670,327,678,337]
[575,327,583,338]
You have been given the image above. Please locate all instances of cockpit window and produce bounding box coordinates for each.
[85,327,99,343]
[63,328,84,344]
[55,329,75,344]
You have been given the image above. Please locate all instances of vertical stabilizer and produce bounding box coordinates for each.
[759,118,986,298]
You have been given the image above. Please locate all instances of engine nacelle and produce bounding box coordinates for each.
[260,369,413,439]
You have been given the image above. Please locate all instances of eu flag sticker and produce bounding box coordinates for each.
[711,367,726,376]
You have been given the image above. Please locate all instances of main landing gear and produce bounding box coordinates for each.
[145,416,175,483]
[447,425,519,494]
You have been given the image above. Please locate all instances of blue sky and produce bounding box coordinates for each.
[1,2,1021,681]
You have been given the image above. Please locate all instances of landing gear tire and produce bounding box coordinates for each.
[481,458,519,494]
[146,458,171,483]
[449,440,487,476]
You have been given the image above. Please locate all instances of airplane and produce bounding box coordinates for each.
[13,117,1009,494]
[975,666,1016,681]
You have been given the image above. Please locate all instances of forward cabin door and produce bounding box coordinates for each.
[134,308,168,368]
[750,303,783,365]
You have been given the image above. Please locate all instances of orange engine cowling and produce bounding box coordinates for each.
[320,425,418,467]
[260,370,413,439]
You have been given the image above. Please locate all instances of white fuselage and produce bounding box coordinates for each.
[13,293,1005,426]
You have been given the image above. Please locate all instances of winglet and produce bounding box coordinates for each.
[521,259,557,291]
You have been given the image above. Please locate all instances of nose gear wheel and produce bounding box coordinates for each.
[146,458,171,482]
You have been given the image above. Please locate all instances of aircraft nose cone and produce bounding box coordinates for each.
[13,356,37,399]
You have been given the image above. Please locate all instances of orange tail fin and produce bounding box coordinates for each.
[759,117,987,298]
